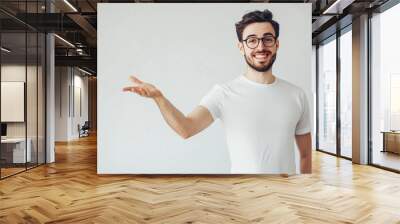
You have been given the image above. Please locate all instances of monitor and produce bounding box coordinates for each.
[1,123,7,137]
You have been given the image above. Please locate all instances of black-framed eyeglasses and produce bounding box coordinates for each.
[242,35,277,49]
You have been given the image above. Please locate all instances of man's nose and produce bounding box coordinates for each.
[256,41,267,51]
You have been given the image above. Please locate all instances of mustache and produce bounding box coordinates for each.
[252,50,272,55]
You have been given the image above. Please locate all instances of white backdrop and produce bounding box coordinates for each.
[1,82,25,122]
[98,3,312,174]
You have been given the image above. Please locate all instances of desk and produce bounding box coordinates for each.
[1,138,31,163]
[381,131,400,154]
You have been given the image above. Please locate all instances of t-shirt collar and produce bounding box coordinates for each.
[240,74,279,87]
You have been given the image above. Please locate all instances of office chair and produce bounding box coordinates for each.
[79,121,90,138]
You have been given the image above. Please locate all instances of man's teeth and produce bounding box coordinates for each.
[254,53,268,59]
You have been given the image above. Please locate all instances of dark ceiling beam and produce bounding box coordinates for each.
[312,0,355,34]
[10,13,83,32]
[55,55,96,69]
[86,0,97,12]
[312,14,352,44]
[0,8,38,31]
[41,0,97,46]
[78,66,97,75]
[56,47,97,57]
[312,15,335,33]
[2,12,96,47]
[67,13,97,46]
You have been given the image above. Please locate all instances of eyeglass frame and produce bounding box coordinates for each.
[242,35,277,49]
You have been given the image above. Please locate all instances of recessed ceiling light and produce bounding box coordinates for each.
[54,34,75,48]
[78,67,93,76]
[322,0,354,15]
[63,0,78,12]
[1,47,11,53]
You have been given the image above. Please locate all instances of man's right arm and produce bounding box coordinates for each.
[123,76,214,139]
[154,96,214,139]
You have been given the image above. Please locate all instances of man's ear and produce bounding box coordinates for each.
[237,42,244,55]
[276,39,280,50]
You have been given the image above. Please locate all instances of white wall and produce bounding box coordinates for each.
[55,67,69,141]
[1,66,26,126]
[1,82,24,122]
[55,67,89,141]
[72,73,89,138]
[98,3,312,174]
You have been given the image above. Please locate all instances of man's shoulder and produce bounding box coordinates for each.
[214,76,243,91]
[277,78,305,94]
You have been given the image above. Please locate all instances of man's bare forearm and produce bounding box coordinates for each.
[154,95,191,139]
[296,133,312,174]
[123,77,212,139]
[300,155,311,174]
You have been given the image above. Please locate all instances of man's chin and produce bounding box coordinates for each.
[253,67,272,72]
[254,61,269,66]
[251,63,273,72]
[244,54,276,73]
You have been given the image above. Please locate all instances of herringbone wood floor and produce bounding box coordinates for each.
[1,134,400,224]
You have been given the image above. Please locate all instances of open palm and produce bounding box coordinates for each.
[123,76,162,99]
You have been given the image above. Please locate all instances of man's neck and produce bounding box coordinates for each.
[245,68,276,84]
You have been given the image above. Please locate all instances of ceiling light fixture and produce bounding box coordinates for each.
[54,34,75,48]
[78,67,93,76]
[1,47,11,53]
[63,0,78,12]
[322,0,353,15]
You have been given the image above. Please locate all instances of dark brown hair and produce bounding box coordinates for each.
[235,9,280,42]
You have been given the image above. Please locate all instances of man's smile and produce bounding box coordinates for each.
[252,51,271,62]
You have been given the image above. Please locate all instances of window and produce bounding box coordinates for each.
[340,29,352,158]
[318,37,337,154]
[371,2,400,171]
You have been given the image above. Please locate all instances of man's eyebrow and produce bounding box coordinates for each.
[244,32,275,39]
[244,34,257,39]
[262,32,274,37]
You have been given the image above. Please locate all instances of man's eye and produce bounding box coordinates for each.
[264,37,274,42]
[248,38,257,44]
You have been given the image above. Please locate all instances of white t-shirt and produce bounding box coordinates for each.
[199,75,311,174]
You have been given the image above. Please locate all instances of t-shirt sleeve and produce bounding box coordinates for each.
[199,85,224,120]
[295,90,311,135]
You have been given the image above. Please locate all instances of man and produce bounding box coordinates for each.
[123,9,312,174]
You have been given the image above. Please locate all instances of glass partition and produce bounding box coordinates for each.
[38,32,45,165]
[1,31,28,177]
[27,31,38,169]
[0,1,46,179]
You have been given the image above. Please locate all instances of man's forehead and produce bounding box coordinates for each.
[242,22,275,37]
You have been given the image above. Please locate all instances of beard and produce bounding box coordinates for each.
[244,50,277,73]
